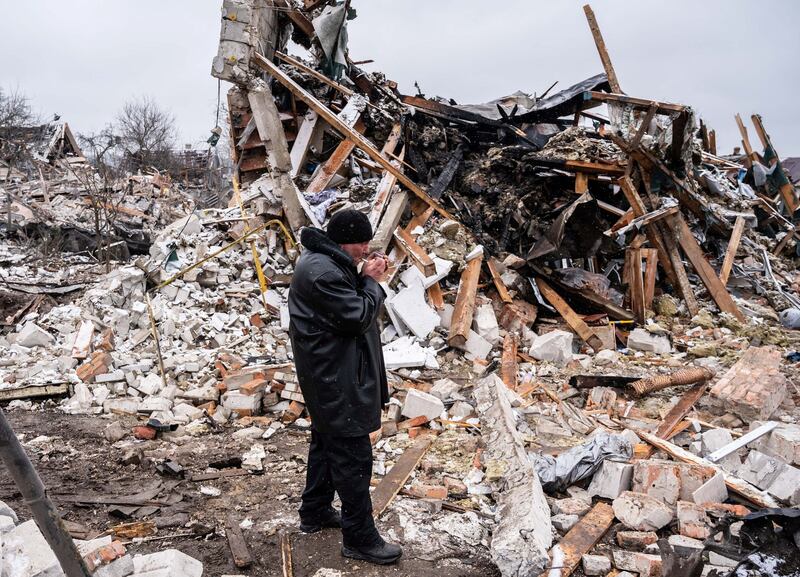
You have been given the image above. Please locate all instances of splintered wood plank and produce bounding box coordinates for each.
[583,5,621,93]
[487,258,513,304]
[305,117,365,195]
[719,216,745,285]
[394,228,436,276]
[735,113,756,168]
[426,282,445,310]
[226,514,253,568]
[750,114,799,213]
[575,171,589,194]
[535,278,606,352]
[537,502,615,577]
[643,248,658,309]
[280,531,294,577]
[289,110,321,178]
[709,129,717,156]
[626,248,645,325]
[500,334,518,390]
[254,53,454,220]
[640,382,708,459]
[372,435,434,517]
[370,191,409,254]
[369,147,405,228]
[447,255,484,348]
[276,51,354,97]
[671,215,744,321]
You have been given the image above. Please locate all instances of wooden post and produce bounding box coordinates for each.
[500,334,518,390]
[734,113,756,168]
[393,228,435,276]
[487,258,513,304]
[719,216,745,285]
[574,172,589,194]
[583,4,622,93]
[626,248,645,324]
[643,248,658,310]
[750,114,799,213]
[448,255,484,348]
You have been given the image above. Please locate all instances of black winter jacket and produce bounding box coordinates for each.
[288,227,389,436]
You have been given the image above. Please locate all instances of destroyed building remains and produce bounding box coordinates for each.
[2,2,800,577]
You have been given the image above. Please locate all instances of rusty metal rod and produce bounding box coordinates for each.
[628,367,715,398]
[0,407,92,576]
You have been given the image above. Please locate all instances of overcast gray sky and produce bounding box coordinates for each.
[2,1,798,156]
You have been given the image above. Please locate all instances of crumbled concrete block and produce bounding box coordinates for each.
[382,336,428,369]
[551,497,591,517]
[551,514,579,533]
[667,534,704,556]
[0,520,61,576]
[692,471,728,504]
[751,421,800,466]
[93,554,134,577]
[103,398,140,414]
[626,328,671,354]
[402,388,445,421]
[632,459,713,505]
[593,348,619,366]
[132,374,163,396]
[738,450,785,490]
[132,549,203,577]
[232,426,264,441]
[677,500,710,539]
[460,329,493,361]
[529,330,573,365]
[588,460,633,499]
[612,491,674,531]
[612,549,662,577]
[0,501,17,523]
[700,428,742,471]
[104,421,128,443]
[616,531,658,550]
[582,554,611,576]
[472,302,500,345]
[448,400,474,420]
[139,397,173,414]
[708,551,739,567]
[389,279,440,339]
[95,370,125,384]
[766,462,800,505]
[0,515,15,534]
[429,378,460,401]
[17,321,55,348]
[222,391,262,416]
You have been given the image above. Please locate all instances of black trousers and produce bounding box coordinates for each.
[299,430,379,546]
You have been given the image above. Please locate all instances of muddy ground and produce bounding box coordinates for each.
[0,408,499,577]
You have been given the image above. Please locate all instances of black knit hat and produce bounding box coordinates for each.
[327,209,373,244]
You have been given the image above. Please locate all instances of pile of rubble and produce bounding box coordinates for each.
[2,1,800,576]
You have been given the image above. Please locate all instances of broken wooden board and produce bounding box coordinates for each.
[535,278,606,352]
[368,146,404,228]
[448,254,484,348]
[583,5,621,93]
[372,435,434,517]
[719,215,745,284]
[370,190,408,254]
[393,228,435,277]
[750,113,799,213]
[0,384,69,402]
[671,214,744,321]
[254,53,454,220]
[305,104,366,194]
[625,248,645,325]
[587,91,686,114]
[280,530,294,577]
[500,334,518,391]
[226,514,253,568]
[487,258,513,304]
[642,248,658,310]
[640,382,708,459]
[636,430,780,509]
[289,110,321,178]
[536,502,615,577]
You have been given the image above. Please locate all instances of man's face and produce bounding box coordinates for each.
[339,241,370,263]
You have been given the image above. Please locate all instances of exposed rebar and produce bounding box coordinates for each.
[628,367,715,398]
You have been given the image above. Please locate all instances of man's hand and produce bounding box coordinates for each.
[362,254,388,280]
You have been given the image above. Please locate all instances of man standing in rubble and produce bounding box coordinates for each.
[288,209,402,565]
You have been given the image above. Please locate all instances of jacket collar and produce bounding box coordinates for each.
[300,227,357,270]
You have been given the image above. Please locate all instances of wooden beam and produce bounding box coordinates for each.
[583,5,621,93]
[536,502,615,577]
[735,113,756,168]
[487,258,513,304]
[626,248,645,325]
[535,278,606,352]
[587,91,686,114]
[448,255,484,348]
[280,531,294,577]
[671,214,744,321]
[575,171,589,194]
[226,514,253,569]
[289,110,320,178]
[606,204,679,238]
[639,382,708,460]
[370,190,408,253]
[305,119,364,195]
[393,228,436,277]
[368,146,404,228]
[500,334,518,390]
[750,114,799,212]
[630,102,657,149]
[719,215,745,285]
[253,53,454,220]
[372,435,434,517]
[636,430,780,509]
[275,51,354,97]
[709,129,717,156]
[643,248,658,310]
[426,282,445,310]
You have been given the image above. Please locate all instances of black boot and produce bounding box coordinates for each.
[341,535,403,565]
[299,507,342,533]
